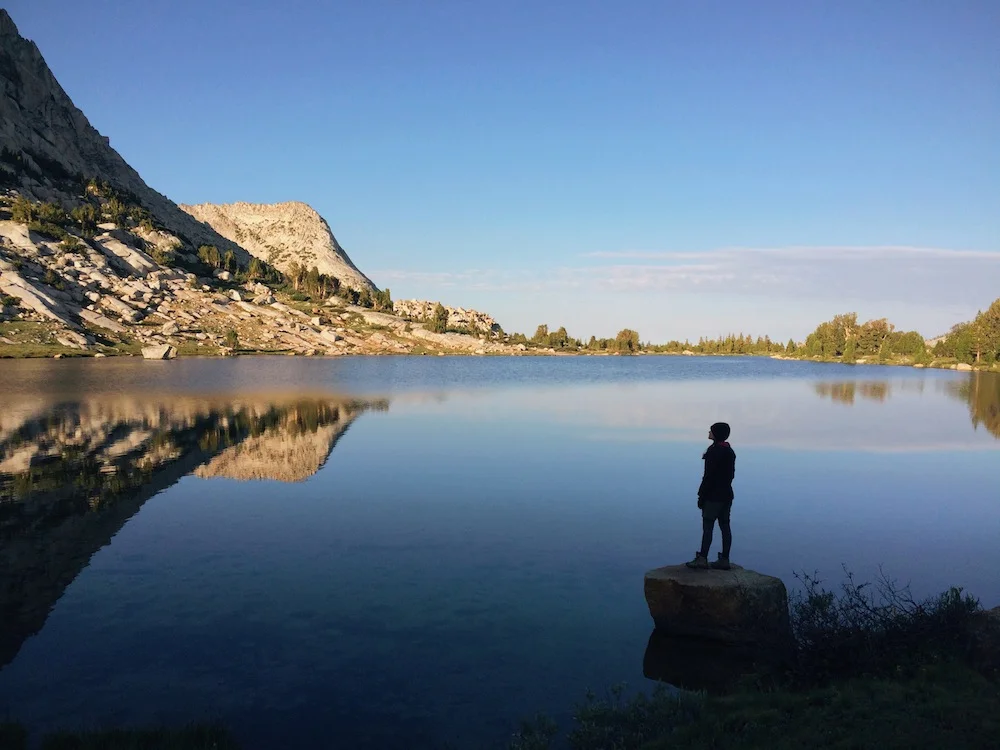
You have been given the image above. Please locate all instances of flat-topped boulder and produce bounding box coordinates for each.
[644,564,791,646]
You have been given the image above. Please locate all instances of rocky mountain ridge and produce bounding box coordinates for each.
[0,9,516,358]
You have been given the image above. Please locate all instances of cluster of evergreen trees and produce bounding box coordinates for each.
[281,261,392,311]
[800,300,1000,366]
[196,244,283,286]
[648,333,788,355]
[508,324,642,353]
[510,299,1000,365]
[802,313,928,363]
[8,181,160,245]
[931,299,1000,365]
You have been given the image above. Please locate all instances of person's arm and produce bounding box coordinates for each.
[698,446,717,505]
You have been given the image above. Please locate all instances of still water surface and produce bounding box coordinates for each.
[0,356,997,748]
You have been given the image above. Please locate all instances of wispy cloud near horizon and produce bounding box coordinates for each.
[371,245,999,340]
[377,245,1000,301]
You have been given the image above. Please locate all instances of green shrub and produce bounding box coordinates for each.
[789,570,982,686]
[429,303,449,333]
[70,203,99,236]
[60,236,83,253]
[224,329,239,349]
[43,268,65,290]
[151,246,175,266]
[36,201,68,225]
[27,220,68,241]
[10,195,35,223]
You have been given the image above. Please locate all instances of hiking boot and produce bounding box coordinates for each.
[685,553,710,569]
[710,554,731,570]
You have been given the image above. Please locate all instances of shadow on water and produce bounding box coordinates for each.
[0,393,389,670]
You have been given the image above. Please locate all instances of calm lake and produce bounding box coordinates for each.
[1,356,998,748]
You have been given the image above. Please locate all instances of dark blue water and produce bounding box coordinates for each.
[0,356,997,748]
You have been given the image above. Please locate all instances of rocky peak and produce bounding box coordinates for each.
[180,201,376,292]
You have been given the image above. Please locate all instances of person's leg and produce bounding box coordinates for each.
[719,502,732,558]
[699,515,715,558]
[687,503,718,568]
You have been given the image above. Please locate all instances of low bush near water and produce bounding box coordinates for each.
[789,568,983,685]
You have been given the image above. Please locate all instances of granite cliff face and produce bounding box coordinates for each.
[0,10,246,261]
[180,201,376,293]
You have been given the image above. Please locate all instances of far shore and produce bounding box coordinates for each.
[2,341,999,375]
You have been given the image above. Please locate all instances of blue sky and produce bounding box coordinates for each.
[9,0,999,340]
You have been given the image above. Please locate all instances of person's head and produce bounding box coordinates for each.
[708,422,731,442]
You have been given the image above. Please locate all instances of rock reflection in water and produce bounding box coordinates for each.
[0,393,388,670]
[642,629,781,694]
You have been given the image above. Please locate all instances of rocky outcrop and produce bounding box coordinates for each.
[643,564,791,646]
[179,201,375,292]
[0,10,248,263]
[393,299,502,335]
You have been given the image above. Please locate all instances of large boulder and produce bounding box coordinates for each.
[643,564,791,646]
[141,344,177,360]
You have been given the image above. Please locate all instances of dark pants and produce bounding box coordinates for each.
[700,500,732,558]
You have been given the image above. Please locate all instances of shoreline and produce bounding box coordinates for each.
[2,343,998,374]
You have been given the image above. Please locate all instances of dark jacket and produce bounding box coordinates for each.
[698,441,736,504]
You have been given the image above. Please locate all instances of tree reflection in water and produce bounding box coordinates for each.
[947,372,1000,439]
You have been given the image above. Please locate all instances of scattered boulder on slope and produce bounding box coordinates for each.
[141,344,176,360]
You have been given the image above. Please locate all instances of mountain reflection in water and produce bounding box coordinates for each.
[0,394,389,670]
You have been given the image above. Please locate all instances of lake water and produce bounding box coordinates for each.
[1,356,998,748]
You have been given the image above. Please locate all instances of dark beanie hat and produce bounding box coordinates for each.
[711,422,731,442]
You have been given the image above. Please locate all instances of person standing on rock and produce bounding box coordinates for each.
[686,422,736,570]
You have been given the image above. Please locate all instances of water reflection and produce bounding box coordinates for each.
[0,394,389,669]
[812,372,1000,440]
[946,372,1000,439]
[814,380,894,404]
[642,630,782,693]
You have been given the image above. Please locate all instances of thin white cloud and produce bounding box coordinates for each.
[585,246,1000,261]
[574,246,1000,305]
[378,245,1000,297]
[371,245,999,338]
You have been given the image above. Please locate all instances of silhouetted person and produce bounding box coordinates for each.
[686,422,736,570]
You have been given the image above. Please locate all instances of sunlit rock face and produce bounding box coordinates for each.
[179,201,376,294]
